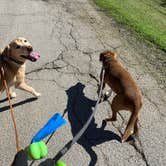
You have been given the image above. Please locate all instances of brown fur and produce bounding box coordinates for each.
[0,37,40,98]
[99,50,142,142]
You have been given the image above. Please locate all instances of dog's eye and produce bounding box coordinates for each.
[24,40,27,42]
[16,45,21,49]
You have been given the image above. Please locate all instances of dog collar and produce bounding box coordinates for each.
[1,55,24,65]
[9,57,24,65]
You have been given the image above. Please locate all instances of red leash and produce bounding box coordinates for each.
[0,66,21,152]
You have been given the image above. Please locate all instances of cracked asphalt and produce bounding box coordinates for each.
[0,0,166,165]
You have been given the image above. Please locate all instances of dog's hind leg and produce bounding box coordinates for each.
[122,111,139,142]
[134,117,139,136]
[105,94,138,142]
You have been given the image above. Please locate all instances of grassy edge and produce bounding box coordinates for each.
[94,0,166,52]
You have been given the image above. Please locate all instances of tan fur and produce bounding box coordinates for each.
[99,50,142,142]
[0,37,40,98]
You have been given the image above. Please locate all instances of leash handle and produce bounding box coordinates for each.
[0,66,21,152]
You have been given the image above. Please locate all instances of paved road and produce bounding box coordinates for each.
[0,0,166,165]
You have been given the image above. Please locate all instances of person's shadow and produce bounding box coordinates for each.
[63,82,121,166]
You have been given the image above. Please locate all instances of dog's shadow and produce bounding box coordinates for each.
[0,97,37,112]
[63,82,121,166]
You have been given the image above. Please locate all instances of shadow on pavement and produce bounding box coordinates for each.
[63,82,121,166]
[0,97,8,103]
[0,97,37,112]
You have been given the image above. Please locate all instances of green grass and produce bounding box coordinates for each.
[94,0,166,51]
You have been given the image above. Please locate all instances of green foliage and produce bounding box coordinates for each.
[95,0,166,51]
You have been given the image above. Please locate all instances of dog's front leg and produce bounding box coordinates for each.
[16,82,41,97]
[9,87,17,98]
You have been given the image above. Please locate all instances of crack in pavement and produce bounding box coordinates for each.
[110,118,149,166]
[142,91,166,119]
[97,147,110,166]
[129,138,150,166]
[69,22,79,50]
[26,77,67,89]
[1,0,164,165]
[26,51,65,75]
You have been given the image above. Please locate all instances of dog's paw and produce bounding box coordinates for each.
[103,90,112,100]
[33,92,41,98]
[10,92,17,98]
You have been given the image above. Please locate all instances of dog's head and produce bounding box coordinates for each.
[99,50,117,62]
[2,37,40,64]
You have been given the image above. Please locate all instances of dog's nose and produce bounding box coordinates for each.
[27,45,33,52]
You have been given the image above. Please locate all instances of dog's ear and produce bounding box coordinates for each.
[109,51,117,59]
[2,45,10,56]
[112,52,117,59]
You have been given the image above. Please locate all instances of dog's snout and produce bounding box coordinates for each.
[27,46,33,52]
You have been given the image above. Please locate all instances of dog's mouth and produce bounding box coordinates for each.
[21,52,40,62]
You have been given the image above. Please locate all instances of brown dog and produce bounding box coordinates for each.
[99,51,142,142]
[0,37,41,98]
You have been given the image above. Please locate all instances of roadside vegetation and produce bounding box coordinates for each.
[94,0,166,51]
